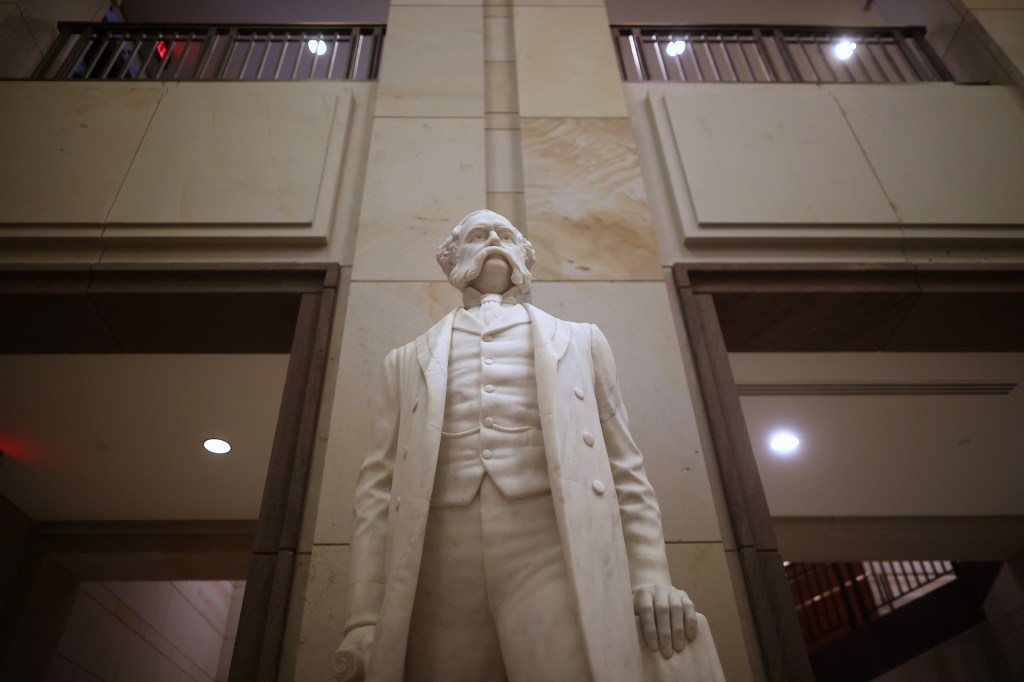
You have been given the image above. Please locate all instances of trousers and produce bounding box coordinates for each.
[405,476,592,682]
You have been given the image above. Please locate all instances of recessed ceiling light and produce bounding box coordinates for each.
[204,438,231,454]
[769,431,800,455]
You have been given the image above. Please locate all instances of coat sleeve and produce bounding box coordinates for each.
[343,347,402,637]
[591,324,672,591]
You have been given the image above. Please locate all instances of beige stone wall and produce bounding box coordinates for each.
[289,1,760,681]
[627,81,1024,265]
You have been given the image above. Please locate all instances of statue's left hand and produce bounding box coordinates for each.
[633,584,698,659]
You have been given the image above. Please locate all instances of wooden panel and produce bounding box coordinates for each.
[713,291,920,352]
[90,292,301,353]
[886,292,1024,352]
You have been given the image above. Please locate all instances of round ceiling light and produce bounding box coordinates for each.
[666,40,687,57]
[203,438,231,454]
[769,431,800,455]
[833,39,857,61]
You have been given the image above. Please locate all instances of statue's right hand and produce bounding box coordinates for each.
[332,625,375,682]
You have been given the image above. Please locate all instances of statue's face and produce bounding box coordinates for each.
[439,210,535,293]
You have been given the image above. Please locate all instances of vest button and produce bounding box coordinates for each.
[484,384,495,393]
[403,446,409,460]
[482,449,493,460]
[484,358,494,365]
[482,334,493,342]
[592,480,606,495]
[411,399,419,413]
[395,496,402,510]
[574,387,585,400]
[483,417,494,428]
[582,431,595,447]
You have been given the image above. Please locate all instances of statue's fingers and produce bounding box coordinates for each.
[655,592,673,659]
[681,592,699,641]
[670,591,688,652]
[634,591,659,652]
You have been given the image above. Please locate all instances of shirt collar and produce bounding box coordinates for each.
[462,286,519,309]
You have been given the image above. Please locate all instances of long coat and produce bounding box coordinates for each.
[345,304,673,682]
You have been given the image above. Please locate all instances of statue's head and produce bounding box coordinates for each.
[437,210,536,294]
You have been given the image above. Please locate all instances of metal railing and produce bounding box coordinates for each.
[785,560,957,650]
[613,25,952,84]
[32,22,385,81]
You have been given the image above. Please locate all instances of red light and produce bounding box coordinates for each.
[156,40,168,60]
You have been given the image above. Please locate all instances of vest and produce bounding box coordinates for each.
[431,304,549,506]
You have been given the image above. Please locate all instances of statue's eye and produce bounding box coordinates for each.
[500,233,513,241]
[470,233,485,242]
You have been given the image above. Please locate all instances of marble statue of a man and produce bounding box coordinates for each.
[333,210,724,682]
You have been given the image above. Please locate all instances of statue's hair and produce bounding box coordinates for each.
[436,210,535,277]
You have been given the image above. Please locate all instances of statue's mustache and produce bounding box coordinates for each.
[456,245,525,285]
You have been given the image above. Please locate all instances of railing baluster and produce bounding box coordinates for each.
[215,27,238,79]
[752,30,776,82]
[737,34,756,81]
[192,27,217,80]
[238,31,257,80]
[290,32,306,80]
[33,22,385,82]
[172,31,196,80]
[327,32,340,80]
[253,30,272,80]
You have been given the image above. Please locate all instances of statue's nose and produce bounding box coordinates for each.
[486,230,501,245]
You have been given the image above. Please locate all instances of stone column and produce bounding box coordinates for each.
[289,0,485,677]
[511,1,760,680]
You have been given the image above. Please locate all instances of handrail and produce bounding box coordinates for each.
[32,22,386,81]
[612,24,952,84]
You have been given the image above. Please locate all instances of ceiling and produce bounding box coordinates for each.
[0,354,288,521]
[732,352,1024,518]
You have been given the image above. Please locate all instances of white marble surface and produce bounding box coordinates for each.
[530,281,723,543]
[514,6,627,117]
[314,282,462,545]
[664,87,897,226]
[108,85,346,226]
[351,117,486,281]
[834,84,1024,224]
[521,117,663,280]
[375,6,484,117]
[0,82,161,222]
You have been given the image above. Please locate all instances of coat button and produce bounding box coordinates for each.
[403,446,409,460]
[574,387,585,400]
[483,334,493,342]
[482,449,493,460]
[582,431,595,447]
[483,417,494,428]
[484,358,494,365]
[412,399,419,413]
[484,384,495,393]
[592,480,606,495]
